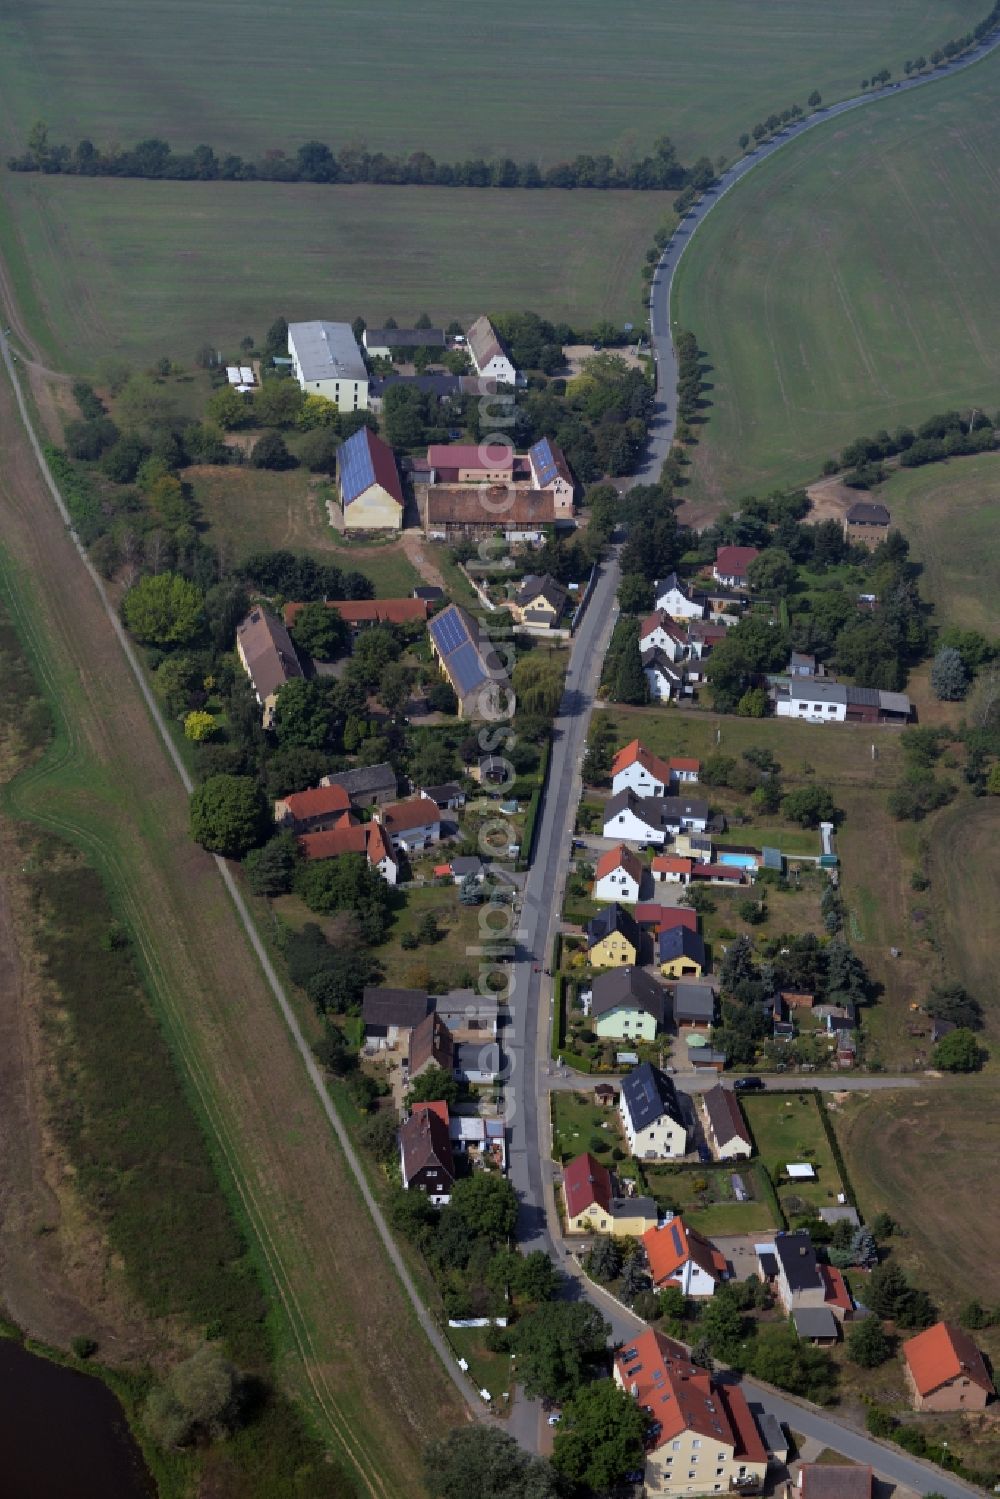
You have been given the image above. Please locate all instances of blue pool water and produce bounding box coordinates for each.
[718,852,758,869]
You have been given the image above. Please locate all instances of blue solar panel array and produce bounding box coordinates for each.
[430,606,489,700]
[670,1221,684,1255]
[338,428,376,505]
[530,437,561,487]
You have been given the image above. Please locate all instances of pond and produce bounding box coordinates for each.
[0,1339,156,1498]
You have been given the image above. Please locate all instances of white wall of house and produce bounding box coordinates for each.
[640,624,687,660]
[775,698,847,722]
[645,666,676,702]
[655,586,704,620]
[612,764,668,798]
[474,351,517,384]
[595,868,641,903]
[621,1107,687,1159]
[603,806,667,845]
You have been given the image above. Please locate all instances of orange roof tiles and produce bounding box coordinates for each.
[610,738,673,785]
[643,1219,726,1287]
[278,783,352,820]
[652,855,694,875]
[595,844,643,883]
[903,1322,994,1398]
[615,1329,745,1451]
[669,757,701,773]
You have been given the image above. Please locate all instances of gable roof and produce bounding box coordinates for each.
[658,926,707,967]
[337,426,404,508]
[362,987,431,1033]
[276,783,352,820]
[620,1062,684,1134]
[903,1321,994,1398]
[236,606,304,702]
[594,844,644,885]
[653,905,700,932]
[644,1218,727,1285]
[426,439,514,471]
[429,603,510,703]
[288,320,367,382]
[642,646,684,680]
[651,855,695,877]
[285,598,428,629]
[702,1084,752,1149]
[615,1330,765,1460]
[297,821,396,867]
[586,903,642,951]
[466,315,511,372]
[672,982,716,1021]
[799,1465,873,1499]
[377,795,440,833]
[516,572,570,611]
[426,485,557,526]
[603,788,668,830]
[610,739,673,785]
[714,545,760,577]
[562,1151,613,1218]
[408,1011,454,1075]
[845,501,890,526]
[640,610,688,643]
[528,437,573,487]
[321,762,397,799]
[591,967,667,1024]
[399,1103,454,1185]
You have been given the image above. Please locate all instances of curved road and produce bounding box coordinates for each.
[643,28,1000,476]
[505,29,1000,1495]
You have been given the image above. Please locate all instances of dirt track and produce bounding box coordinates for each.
[0,341,465,1491]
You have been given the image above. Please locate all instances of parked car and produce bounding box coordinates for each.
[733,1076,765,1092]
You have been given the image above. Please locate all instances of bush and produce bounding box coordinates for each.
[144,1345,245,1449]
[189,774,268,858]
[250,430,295,470]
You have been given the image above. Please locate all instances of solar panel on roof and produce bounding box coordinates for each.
[339,429,376,504]
[670,1222,683,1254]
[431,608,469,656]
[449,641,487,696]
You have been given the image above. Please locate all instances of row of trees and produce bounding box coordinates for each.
[9,122,712,193]
[828,407,998,488]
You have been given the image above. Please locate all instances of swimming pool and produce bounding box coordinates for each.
[718,852,758,869]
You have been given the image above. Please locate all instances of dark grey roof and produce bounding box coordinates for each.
[846,502,890,526]
[603,788,668,828]
[517,572,569,612]
[620,1062,684,1133]
[422,782,463,804]
[413,585,445,601]
[793,1307,839,1339]
[586,904,642,951]
[672,982,716,1022]
[362,987,431,1034]
[664,794,709,823]
[449,856,483,877]
[591,967,666,1024]
[432,989,499,1023]
[759,1252,779,1278]
[641,647,683,679]
[658,927,707,968]
[845,684,880,707]
[365,327,445,348]
[702,1084,751,1148]
[453,1040,501,1078]
[322,762,397,797]
[753,1409,789,1457]
[789,679,848,704]
[761,847,784,870]
[370,373,461,398]
[774,1231,823,1293]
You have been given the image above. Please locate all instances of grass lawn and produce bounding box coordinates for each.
[0,1,978,167]
[673,47,1000,508]
[834,1084,1000,1353]
[0,175,666,370]
[742,1093,845,1212]
[640,1163,778,1234]
[873,453,1000,634]
[445,1328,512,1408]
[551,1090,624,1164]
[370,885,483,992]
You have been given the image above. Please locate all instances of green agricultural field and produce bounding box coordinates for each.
[873,454,1000,634]
[0,1,980,167]
[673,48,1000,508]
[0,175,666,369]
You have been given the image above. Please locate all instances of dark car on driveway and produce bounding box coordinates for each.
[733,1076,765,1092]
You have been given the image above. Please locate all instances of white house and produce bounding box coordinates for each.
[602,789,669,846]
[374,796,441,852]
[639,610,689,661]
[610,740,672,798]
[713,546,760,590]
[287,320,369,411]
[775,679,849,722]
[620,1063,688,1159]
[654,572,706,621]
[466,315,517,385]
[644,1218,728,1297]
[528,438,575,515]
[701,1084,753,1161]
[594,844,644,904]
[642,647,684,702]
[662,795,709,835]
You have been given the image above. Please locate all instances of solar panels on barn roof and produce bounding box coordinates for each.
[429,606,469,656]
[339,427,377,504]
[530,437,561,485]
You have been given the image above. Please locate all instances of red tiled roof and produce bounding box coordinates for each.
[284,599,429,628]
[595,844,643,883]
[643,1218,727,1287]
[820,1263,853,1314]
[427,441,513,471]
[425,486,556,526]
[652,855,694,875]
[714,545,760,577]
[562,1152,613,1218]
[615,1330,739,1450]
[378,796,440,833]
[412,1099,449,1125]
[298,821,396,869]
[640,610,687,643]
[694,863,744,880]
[720,1383,768,1465]
[277,784,352,821]
[610,739,673,784]
[903,1322,994,1398]
[651,905,699,931]
[669,757,701,774]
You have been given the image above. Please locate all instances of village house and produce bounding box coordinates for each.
[466,314,517,384]
[640,610,690,661]
[337,425,405,530]
[284,598,429,633]
[399,1101,454,1205]
[561,1152,658,1236]
[428,603,511,720]
[288,320,368,410]
[614,1330,768,1496]
[319,762,397,808]
[422,485,561,542]
[611,740,673,797]
[799,1464,873,1499]
[362,326,445,358]
[843,500,891,550]
[593,844,644,904]
[426,440,518,484]
[659,926,707,979]
[432,989,500,1041]
[512,573,570,628]
[758,1232,853,1320]
[772,677,911,724]
[672,982,717,1029]
[375,794,441,852]
[591,966,668,1042]
[619,1063,688,1158]
[527,437,575,512]
[686,619,729,678]
[586,904,642,967]
[643,646,686,702]
[713,545,760,590]
[603,788,671,846]
[362,986,432,1050]
[654,572,707,621]
[274,781,351,834]
[644,1217,728,1296]
[297,819,399,883]
[902,1322,994,1412]
[406,1011,454,1081]
[701,1084,753,1160]
[235,606,304,728]
[652,854,694,885]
